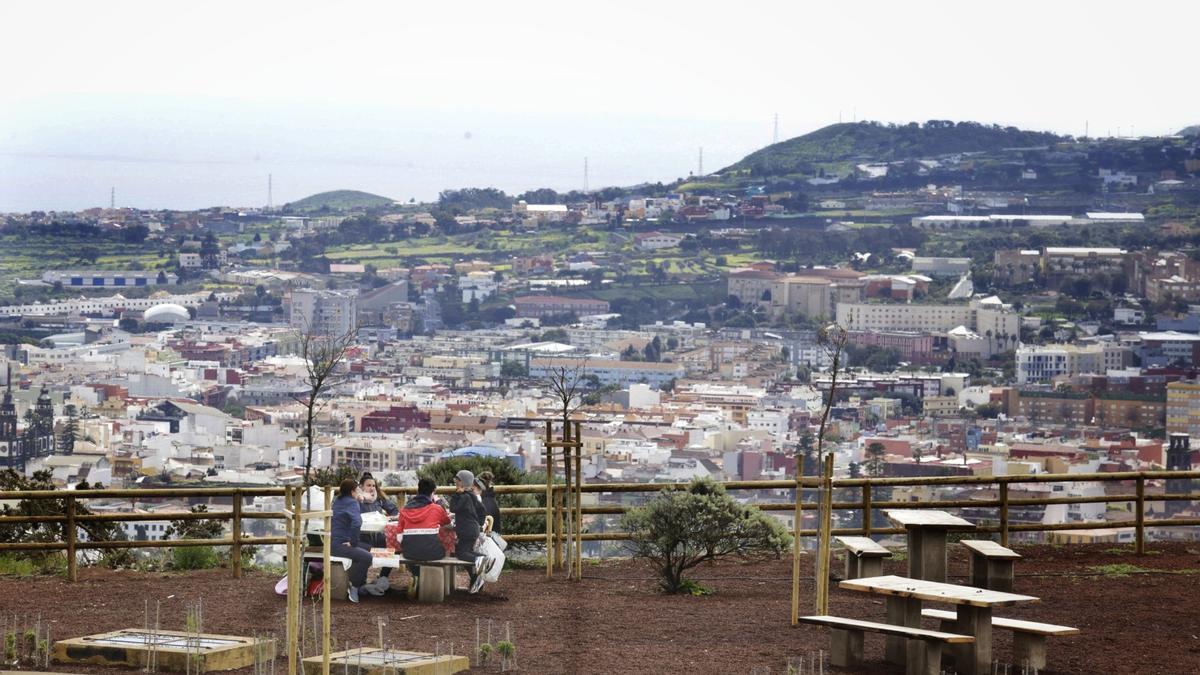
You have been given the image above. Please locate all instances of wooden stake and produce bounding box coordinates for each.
[1135,476,1145,555]
[790,457,804,626]
[544,420,554,577]
[65,496,77,582]
[816,454,834,615]
[232,491,243,578]
[999,483,1010,547]
[286,486,299,675]
[322,486,332,675]
[574,421,583,580]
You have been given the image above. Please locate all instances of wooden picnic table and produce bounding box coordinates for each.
[886,509,975,583]
[840,574,1039,675]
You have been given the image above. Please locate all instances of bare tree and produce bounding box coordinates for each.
[544,360,587,577]
[791,322,850,623]
[291,321,358,493]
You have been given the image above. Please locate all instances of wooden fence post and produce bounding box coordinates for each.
[1135,475,1145,555]
[66,496,77,582]
[231,491,243,578]
[322,486,332,675]
[574,420,583,580]
[999,482,1010,547]
[861,484,872,538]
[544,420,554,577]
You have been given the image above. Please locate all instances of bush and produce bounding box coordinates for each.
[621,478,792,593]
[172,545,220,570]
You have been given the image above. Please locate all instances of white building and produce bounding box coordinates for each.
[290,289,357,337]
[1015,343,1131,384]
[911,256,971,277]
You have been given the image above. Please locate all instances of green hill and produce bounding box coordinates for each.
[1179,125,1200,137]
[722,121,1066,176]
[284,189,395,213]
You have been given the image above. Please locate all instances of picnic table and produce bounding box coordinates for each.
[840,574,1039,675]
[885,509,975,583]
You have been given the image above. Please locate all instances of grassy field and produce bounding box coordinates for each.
[0,236,169,300]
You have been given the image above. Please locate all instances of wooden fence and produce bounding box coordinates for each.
[0,470,1197,581]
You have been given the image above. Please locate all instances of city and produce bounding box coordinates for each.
[1,2,1198,674]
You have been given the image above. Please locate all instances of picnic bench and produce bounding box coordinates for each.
[960,539,1021,592]
[885,509,976,583]
[798,615,973,675]
[839,574,1040,675]
[834,535,892,579]
[922,609,1079,670]
[300,550,473,603]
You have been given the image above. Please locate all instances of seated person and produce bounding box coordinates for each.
[395,477,452,596]
[356,472,399,588]
[449,470,489,593]
[330,478,377,603]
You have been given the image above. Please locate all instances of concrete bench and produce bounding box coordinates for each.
[835,535,892,579]
[799,615,973,675]
[959,539,1021,592]
[393,557,475,603]
[922,608,1079,670]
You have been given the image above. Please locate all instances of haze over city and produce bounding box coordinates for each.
[2,0,1197,211]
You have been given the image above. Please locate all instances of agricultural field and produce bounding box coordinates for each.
[0,235,169,301]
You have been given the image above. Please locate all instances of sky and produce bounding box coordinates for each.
[1,0,1197,212]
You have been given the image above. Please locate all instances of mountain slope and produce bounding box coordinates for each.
[1179,125,1200,137]
[285,189,395,212]
[723,121,1066,176]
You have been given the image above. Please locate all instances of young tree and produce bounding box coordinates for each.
[292,323,358,493]
[621,479,791,593]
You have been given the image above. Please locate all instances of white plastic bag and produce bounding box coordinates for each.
[476,533,505,582]
[489,531,508,552]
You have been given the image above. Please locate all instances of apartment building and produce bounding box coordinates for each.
[1016,343,1131,384]
[528,358,684,388]
[289,289,357,337]
[1166,379,1200,438]
[513,295,610,319]
[835,298,1019,339]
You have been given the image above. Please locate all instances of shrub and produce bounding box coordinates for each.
[417,456,547,550]
[621,478,792,593]
[172,545,220,571]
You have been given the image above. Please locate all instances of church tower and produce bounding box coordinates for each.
[0,365,16,440]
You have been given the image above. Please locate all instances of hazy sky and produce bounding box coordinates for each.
[2,1,1197,211]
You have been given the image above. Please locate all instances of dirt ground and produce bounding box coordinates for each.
[0,542,1198,674]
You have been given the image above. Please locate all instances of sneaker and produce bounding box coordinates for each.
[407,576,418,599]
[347,586,359,603]
[362,582,385,597]
[469,572,485,594]
[373,576,390,592]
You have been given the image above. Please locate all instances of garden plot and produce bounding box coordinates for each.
[53,629,271,672]
[301,646,469,675]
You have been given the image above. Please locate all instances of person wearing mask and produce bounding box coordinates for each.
[448,470,488,593]
[330,478,374,603]
[356,472,398,593]
[475,471,501,535]
[394,477,452,597]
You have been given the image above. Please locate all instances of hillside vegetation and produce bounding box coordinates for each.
[723,121,1066,176]
[284,189,395,213]
[1179,125,1200,137]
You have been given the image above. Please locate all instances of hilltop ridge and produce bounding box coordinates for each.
[722,121,1066,176]
[284,189,395,213]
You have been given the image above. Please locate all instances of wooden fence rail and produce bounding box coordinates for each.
[0,469,1196,581]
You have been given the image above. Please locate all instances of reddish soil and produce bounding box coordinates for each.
[0,542,1198,674]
